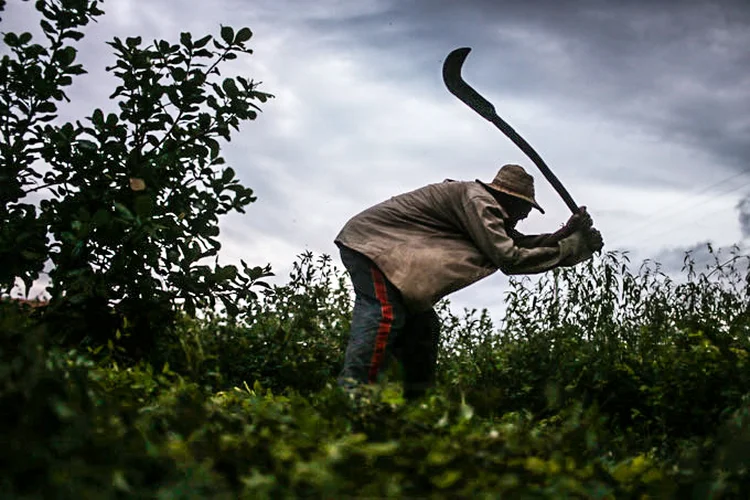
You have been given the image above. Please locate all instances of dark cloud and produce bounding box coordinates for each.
[739,195,750,238]
[4,0,747,308]
[304,0,750,185]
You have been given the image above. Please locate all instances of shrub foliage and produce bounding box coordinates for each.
[1,0,272,356]
[3,248,750,498]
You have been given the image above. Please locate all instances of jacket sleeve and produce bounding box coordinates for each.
[508,229,558,248]
[459,195,591,275]
[558,230,594,266]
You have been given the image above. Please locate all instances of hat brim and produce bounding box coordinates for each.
[478,180,545,214]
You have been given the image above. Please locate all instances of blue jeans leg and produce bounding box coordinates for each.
[337,246,407,389]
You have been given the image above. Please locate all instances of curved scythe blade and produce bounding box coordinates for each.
[443,47,498,122]
[442,47,579,214]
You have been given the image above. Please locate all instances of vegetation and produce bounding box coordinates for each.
[2,249,750,498]
[3,2,750,498]
[1,0,272,359]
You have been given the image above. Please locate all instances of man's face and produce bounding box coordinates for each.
[505,199,532,229]
[487,189,534,229]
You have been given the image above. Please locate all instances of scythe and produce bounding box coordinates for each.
[443,47,579,214]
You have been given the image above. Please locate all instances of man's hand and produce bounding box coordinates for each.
[566,206,593,233]
[584,227,604,253]
[554,206,593,242]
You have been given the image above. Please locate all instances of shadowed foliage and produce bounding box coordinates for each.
[1,0,272,358]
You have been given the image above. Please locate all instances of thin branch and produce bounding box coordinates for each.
[152,44,233,153]
[23,181,61,195]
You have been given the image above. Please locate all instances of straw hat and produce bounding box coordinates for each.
[477,164,545,214]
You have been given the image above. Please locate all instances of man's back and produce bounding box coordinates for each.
[336,179,588,311]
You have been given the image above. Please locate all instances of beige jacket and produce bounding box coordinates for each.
[335,180,592,312]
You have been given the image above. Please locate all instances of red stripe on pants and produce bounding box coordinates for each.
[368,266,393,383]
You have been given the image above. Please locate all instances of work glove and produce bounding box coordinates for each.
[557,224,604,267]
[554,206,593,241]
[583,227,604,253]
[566,206,593,233]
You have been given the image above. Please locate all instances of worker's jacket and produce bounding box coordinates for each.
[335,180,593,312]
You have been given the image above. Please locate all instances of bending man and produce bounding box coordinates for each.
[334,164,603,400]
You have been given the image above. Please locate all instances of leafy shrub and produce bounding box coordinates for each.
[2,246,750,497]
[1,0,272,357]
[439,246,750,453]
[0,301,115,497]
[154,251,352,394]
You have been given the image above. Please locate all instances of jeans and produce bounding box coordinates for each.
[337,245,441,400]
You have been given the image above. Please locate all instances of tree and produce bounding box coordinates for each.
[1,0,273,356]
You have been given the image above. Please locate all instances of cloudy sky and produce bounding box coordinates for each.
[4,0,749,318]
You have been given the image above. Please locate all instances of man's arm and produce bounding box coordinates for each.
[458,195,594,275]
[508,230,558,248]
[510,207,594,248]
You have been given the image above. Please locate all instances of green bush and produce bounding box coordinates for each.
[1,0,272,358]
[2,246,750,497]
[0,301,122,497]
[438,246,750,456]
[154,251,352,394]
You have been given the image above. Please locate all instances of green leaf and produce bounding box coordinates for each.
[216,265,238,281]
[206,139,220,159]
[193,34,212,49]
[37,101,57,113]
[235,27,252,43]
[198,113,212,130]
[134,195,153,217]
[222,78,239,98]
[253,91,272,103]
[92,109,104,127]
[221,295,239,316]
[459,401,474,421]
[221,167,235,183]
[427,449,453,466]
[67,64,87,75]
[114,203,133,220]
[55,46,77,66]
[360,441,399,457]
[172,67,186,81]
[3,32,18,47]
[126,36,142,48]
[220,26,234,44]
[77,139,98,150]
[62,30,85,41]
[431,470,462,489]
[21,250,42,260]
[112,470,131,492]
[40,20,56,34]
[92,209,110,226]
[180,32,192,48]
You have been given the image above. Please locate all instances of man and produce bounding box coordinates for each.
[334,164,603,400]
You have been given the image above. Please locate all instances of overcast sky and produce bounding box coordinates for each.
[3,0,749,318]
